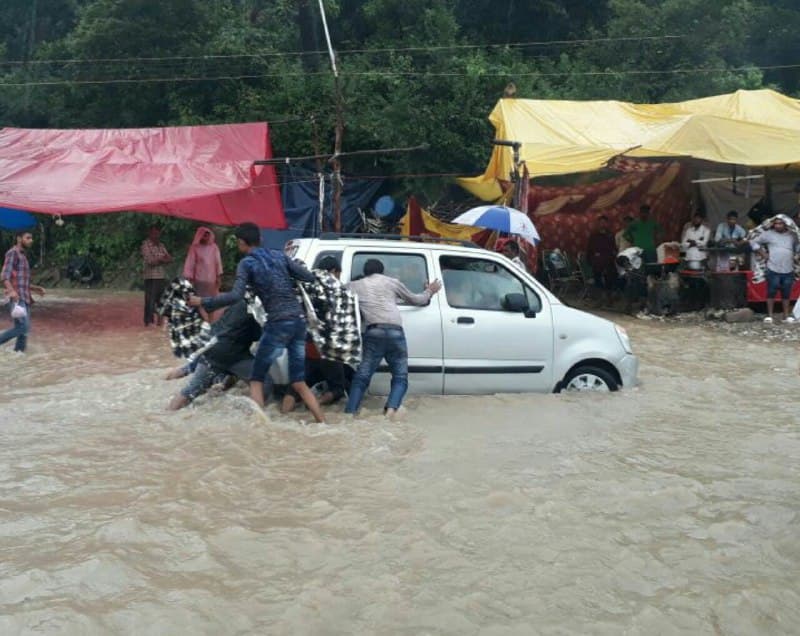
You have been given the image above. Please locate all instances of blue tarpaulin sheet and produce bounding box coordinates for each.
[262,165,383,249]
[0,208,37,230]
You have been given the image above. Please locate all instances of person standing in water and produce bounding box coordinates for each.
[183,226,223,319]
[345,258,442,419]
[1,230,45,353]
[183,227,222,298]
[142,225,172,327]
[188,222,326,423]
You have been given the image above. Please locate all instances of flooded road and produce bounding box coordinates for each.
[1,292,798,635]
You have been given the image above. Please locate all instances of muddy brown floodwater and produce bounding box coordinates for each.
[1,291,798,635]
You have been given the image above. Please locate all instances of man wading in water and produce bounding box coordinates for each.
[345,258,441,419]
[189,223,326,423]
[1,230,45,353]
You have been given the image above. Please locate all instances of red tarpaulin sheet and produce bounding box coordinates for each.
[0,123,286,228]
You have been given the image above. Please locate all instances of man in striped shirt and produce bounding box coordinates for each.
[1,230,46,352]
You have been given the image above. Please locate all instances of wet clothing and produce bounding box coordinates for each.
[202,249,315,385]
[347,274,432,327]
[157,278,211,358]
[345,273,431,413]
[298,270,361,367]
[0,300,29,352]
[202,248,314,321]
[287,342,348,404]
[183,227,222,292]
[179,299,261,402]
[2,246,31,305]
[346,325,409,413]
[203,299,262,371]
[1,246,33,352]
[250,317,307,383]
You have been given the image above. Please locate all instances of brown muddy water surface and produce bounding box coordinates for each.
[0,291,798,635]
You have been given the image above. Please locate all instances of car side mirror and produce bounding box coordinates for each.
[502,293,529,313]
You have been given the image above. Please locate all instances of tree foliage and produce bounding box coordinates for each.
[1,0,798,272]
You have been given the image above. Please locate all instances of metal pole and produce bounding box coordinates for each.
[317,0,344,232]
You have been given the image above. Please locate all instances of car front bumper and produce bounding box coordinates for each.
[618,354,640,388]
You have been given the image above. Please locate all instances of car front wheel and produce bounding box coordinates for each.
[560,365,619,393]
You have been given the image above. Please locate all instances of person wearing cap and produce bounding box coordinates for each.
[750,216,800,324]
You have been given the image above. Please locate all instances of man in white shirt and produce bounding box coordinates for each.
[682,212,711,269]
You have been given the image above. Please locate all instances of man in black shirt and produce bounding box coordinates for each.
[168,298,262,410]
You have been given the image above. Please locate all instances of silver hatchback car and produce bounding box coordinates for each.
[275,236,638,394]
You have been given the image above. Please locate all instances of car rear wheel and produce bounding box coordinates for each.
[560,365,619,393]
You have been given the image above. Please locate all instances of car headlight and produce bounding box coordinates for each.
[615,324,633,354]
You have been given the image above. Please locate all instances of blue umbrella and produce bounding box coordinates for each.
[452,205,540,244]
[0,208,37,231]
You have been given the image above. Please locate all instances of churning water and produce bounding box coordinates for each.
[1,292,798,635]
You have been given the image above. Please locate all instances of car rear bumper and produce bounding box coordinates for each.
[618,354,640,388]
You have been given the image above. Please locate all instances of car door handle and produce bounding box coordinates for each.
[456,316,475,324]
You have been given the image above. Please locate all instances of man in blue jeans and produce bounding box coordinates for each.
[750,216,799,324]
[346,259,441,418]
[1,230,45,352]
[188,223,325,423]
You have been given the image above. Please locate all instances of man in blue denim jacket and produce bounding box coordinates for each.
[189,223,325,422]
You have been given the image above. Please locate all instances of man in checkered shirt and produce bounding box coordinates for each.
[141,225,172,326]
[1,230,46,352]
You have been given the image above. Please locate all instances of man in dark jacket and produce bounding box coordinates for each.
[189,223,325,423]
[586,215,618,294]
[168,297,262,410]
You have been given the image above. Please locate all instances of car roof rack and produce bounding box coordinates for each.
[316,232,480,248]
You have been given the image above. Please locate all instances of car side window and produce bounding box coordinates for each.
[440,255,542,313]
[312,250,343,269]
[351,252,428,294]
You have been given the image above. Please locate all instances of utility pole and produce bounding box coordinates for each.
[317,0,345,232]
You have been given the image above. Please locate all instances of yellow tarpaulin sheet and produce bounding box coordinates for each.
[460,89,800,200]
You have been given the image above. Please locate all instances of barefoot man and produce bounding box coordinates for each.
[188,223,326,423]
